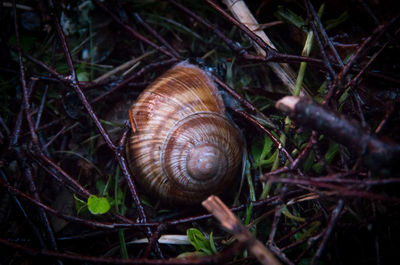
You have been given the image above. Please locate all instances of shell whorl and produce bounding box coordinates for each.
[126,62,244,204]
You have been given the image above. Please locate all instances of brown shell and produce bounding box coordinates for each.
[126,62,244,204]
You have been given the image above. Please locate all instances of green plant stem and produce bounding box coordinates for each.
[260,5,324,200]
[115,166,128,259]
[118,229,129,259]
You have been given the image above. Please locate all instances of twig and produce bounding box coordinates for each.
[202,195,281,265]
[133,13,181,59]
[93,0,175,59]
[0,172,46,248]
[276,96,400,176]
[235,110,292,163]
[0,237,216,264]
[12,2,62,263]
[47,0,163,256]
[311,200,344,265]
[304,0,344,67]
[91,58,178,104]
[222,0,308,96]
[93,50,156,84]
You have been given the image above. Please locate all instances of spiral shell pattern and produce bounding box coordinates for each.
[126,62,244,204]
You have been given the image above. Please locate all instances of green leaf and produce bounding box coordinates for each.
[251,136,273,168]
[275,6,305,29]
[187,228,206,251]
[186,228,217,255]
[87,195,111,215]
[312,162,324,173]
[303,150,315,172]
[325,141,339,164]
[325,11,349,30]
[73,194,87,215]
[77,71,89,82]
[209,232,217,254]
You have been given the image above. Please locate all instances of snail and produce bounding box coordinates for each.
[126,62,244,204]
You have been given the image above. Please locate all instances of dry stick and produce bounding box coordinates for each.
[264,177,400,203]
[325,17,398,103]
[16,45,167,107]
[15,51,166,250]
[311,200,344,265]
[235,110,292,163]
[205,0,325,67]
[304,0,343,67]
[202,195,282,265]
[268,206,282,244]
[214,77,274,127]
[118,124,160,258]
[259,131,317,179]
[93,50,156,84]
[0,116,10,136]
[133,13,181,59]
[276,96,400,176]
[24,167,61,254]
[303,2,337,79]
[345,39,391,90]
[12,2,62,264]
[277,212,324,246]
[222,0,308,97]
[0,179,157,229]
[168,0,275,126]
[205,0,276,58]
[265,206,295,265]
[34,85,48,130]
[375,103,395,135]
[168,0,251,56]
[91,58,178,104]
[311,177,400,186]
[0,238,218,265]
[358,0,399,46]
[0,171,46,249]
[32,153,91,198]
[46,0,162,257]
[93,0,175,59]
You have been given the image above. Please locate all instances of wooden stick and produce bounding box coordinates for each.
[222,0,308,96]
[202,195,282,265]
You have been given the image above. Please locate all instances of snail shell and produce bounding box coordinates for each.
[126,62,244,204]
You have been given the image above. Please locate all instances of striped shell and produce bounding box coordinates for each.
[126,62,244,204]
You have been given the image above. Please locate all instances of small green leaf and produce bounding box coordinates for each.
[325,11,349,30]
[187,228,206,251]
[303,150,315,172]
[275,6,305,29]
[87,195,111,215]
[73,194,87,215]
[312,162,324,173]
[77,71,89,82]
[186,228,217,255]
[209,232,217,254]
[325,141,339,164]
[251,136,273,168]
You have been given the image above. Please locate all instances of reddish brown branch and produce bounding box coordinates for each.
[276,96,400,176]
[0,237,216,264]
[311,200,344,265]
[93,0,176,59]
